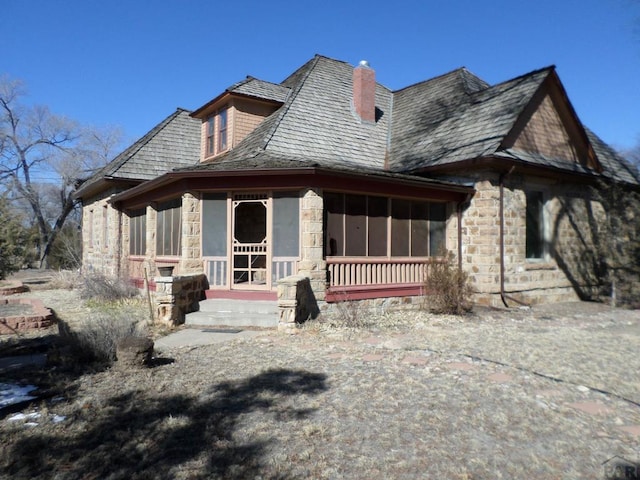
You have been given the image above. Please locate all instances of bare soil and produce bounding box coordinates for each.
[0,272,639,479]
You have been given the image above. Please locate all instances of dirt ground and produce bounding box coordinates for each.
[1,272,640,479]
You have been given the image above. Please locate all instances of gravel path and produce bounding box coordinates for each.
[1,279,639,478]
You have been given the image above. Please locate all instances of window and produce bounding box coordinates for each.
[206,117,215,155]
[526,191,545,259]
[206,107,229,157]
[218,108,228,152]
[88,209,94,249]
[102,205,109,249]
[325,192,446,257]
[156,198,182,256]
[129,208,146,256]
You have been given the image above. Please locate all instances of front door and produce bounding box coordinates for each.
[232,193,269,289]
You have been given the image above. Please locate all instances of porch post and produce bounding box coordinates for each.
[180,192,203,274]
[298,188,326,301]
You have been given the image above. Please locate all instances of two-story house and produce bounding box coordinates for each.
[75,55,638,310]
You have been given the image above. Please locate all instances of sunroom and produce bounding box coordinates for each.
[110,166,474,303]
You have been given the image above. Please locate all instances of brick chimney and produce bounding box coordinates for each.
[353,60,376,123]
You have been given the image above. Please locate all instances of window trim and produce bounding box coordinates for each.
[102,205,109,250]
[128,208,147,256]
[525,190,548,261]
[324,192,446,258]
[205,106,229,158]
[156,198,182,257]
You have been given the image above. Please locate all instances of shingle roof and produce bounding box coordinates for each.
[390,67,553,172]
[76,108,200,198]
[227,77,291,103]
[101,55,639,201]
[185,56,392,173]
[586,128,640,185]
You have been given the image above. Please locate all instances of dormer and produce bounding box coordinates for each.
[191,77,290,162]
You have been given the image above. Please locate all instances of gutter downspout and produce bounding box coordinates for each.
[499,167,529,308]
[116,205,123,279]
[457,202,463,271]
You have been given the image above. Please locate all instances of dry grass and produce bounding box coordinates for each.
[1,287,640,478]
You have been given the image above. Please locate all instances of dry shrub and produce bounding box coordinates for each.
[332,299,367,329]
[47,270,83,290]
[66,311,148,364]
[80,272,139,302]
[424,255,473,315]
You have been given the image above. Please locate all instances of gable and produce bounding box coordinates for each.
[501,75,599,171]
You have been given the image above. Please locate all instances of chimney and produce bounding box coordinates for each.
[353,60,376,123]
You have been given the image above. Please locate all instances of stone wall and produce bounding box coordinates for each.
[81,188,122,277]
[153,273,207,326]
[460,170,604,306]
[277,275,320,331]
[298,188,327,300]
[179,192,202,274]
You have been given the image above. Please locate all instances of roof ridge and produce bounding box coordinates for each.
[75,108,191,196]
[393,67,473,94]
[489,65,555,89]
[105,108,186,178]
[261,55,322,151]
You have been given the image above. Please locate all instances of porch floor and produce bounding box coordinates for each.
[185,298,279,328]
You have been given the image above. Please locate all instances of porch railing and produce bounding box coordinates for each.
[326,257,445,288]
[204,257,228,288]
[203,256,298,289]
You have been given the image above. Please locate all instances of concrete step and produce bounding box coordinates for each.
[185,299,279,328]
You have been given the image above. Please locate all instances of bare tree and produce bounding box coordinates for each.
[0,75,122,268]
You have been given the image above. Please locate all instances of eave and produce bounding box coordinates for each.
[110,167,474,210]
[191,91,284,120]
[414,155,604,184]
[74,177,143,203]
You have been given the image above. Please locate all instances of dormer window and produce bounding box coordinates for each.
[206,107,229,157]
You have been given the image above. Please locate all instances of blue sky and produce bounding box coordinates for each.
[3,0,640,159]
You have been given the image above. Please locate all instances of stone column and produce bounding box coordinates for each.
[298,188,326,301]
[180,192,203,274]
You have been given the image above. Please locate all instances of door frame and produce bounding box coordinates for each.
[230,192,271,290]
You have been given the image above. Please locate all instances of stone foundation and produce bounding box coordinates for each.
[277,275,320,331]
[0,298,56,334]
[0,281,29,296]
[320,294,424,318]
[153,274,207,326]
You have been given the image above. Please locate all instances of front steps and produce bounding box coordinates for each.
[184,298,279,328]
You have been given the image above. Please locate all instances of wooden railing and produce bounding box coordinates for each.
[203,256,298,289]
[204,257,228,288]
[326,257,445,288]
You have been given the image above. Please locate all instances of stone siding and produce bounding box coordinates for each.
[153,273,207,326]
[298,188,327,300]
[277,275,320,332]
[461,170,604,306]
[81,188,123,277]
[180,192,202,274]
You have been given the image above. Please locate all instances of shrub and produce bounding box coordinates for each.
[424,255,473,315]
[66,311,148,364]
[329,292,368,329]
[80,272,139,302]
[47,270,83,290]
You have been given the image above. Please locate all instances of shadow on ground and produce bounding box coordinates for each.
[2,368,327,479]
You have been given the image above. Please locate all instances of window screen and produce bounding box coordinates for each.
[368,196,388,256]
[526,191,544,259]
[273,193,300,257]
[345,194,366,256]
[202,193,227,257]
[156,198,182,256]
[128,208,146,256]
[429,203,446,256]
[325,192,344,256]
